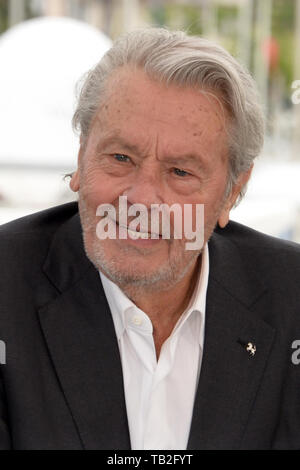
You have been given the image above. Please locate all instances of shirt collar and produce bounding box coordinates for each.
[99,243,209,344]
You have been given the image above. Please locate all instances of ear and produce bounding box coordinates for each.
[218,164,253,228]
[69,170,80,193]
[69,138,85,193]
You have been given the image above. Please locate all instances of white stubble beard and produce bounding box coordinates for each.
[77,192,207,293]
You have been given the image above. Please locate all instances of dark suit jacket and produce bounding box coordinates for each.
[0,201,300,449]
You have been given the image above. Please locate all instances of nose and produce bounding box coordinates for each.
[122,164,164,208]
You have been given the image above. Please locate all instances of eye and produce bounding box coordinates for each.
[173,168,190,177]
[114,153,130,162]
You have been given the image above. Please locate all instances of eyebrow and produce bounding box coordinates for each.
[96,135,143,157]
[163,155,205,168]
[96,134,206,170]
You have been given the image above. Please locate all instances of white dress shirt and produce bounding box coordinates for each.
[99,243,209,450]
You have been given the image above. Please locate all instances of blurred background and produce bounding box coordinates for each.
[0,0,299,242]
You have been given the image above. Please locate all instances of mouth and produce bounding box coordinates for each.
[126,227,154,240]
[100,216,165,246]
[116,221,162,240]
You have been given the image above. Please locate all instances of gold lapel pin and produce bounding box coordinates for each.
[246,342,256,357]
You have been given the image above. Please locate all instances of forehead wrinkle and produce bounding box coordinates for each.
[92,73,228,167]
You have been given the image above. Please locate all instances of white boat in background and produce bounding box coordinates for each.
[0,16,111,223]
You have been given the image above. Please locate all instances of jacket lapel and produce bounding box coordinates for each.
[37,211,131,450]
[187,230,275,449]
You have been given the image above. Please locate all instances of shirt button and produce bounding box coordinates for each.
[132,315,143,326]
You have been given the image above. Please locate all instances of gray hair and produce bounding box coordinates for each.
[72,28,264,205]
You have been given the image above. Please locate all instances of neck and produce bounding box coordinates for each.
[121,255,202,358]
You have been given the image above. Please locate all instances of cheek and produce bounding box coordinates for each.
[79,166,121,209]
[200,175,228,221]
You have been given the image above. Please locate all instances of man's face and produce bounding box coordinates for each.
[71,67,235,289]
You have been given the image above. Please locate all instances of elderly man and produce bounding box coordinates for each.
[0,28,300,450]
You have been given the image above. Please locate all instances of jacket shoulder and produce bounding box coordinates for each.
[0,202,78,238]
[220,220,300,254]
[0,202,79,271]
[215,220,300,285]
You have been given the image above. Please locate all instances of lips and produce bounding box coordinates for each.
[116,220,162,238]
[126,227,151,239]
